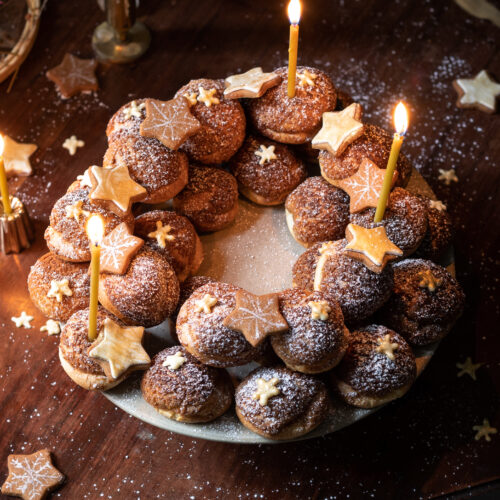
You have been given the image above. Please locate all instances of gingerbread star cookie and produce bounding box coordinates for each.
[46,53,98,99]
[223,290,288,347]
[140,97,201,150]
[89,164,146,215]
[1,449,65,500]
[336,157,387,213]
[3,135,37,177]
[224,67,281,99]
[344,223,403,273]
[100,223,144,274]
[453,70,500,113]
[311,103,364,156]
[88,318,150,380]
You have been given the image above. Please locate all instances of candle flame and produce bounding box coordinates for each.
[394,102,409,136]
[86,215,104,246]
[0,135,4,156]
[288,0,301,24]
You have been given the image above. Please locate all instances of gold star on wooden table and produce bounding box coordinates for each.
[11,311,34,328]
[1,449,65,500]
[123,100,145,119]
[194,294,218,314]
[62,135,84,155]
[344,223,403,273]
[3,135,37,177]
[162,351,187,370]
[89,164,146,214]
[429,199,446,211]
[438,168,458,185]
[336,157,387,213]
[100,223,144,274]
[453,70,500,113]
[46,53,98,99]
[88,318,150,380]
[252,377,280,406]
[376,334,399,361]
[308,300,331,321]
[473,419,497,442]
[197,87,220,107]
[140,97,201,150]
[223,290,289,347]
[456,357,483,380]
[311,103,364,156]
[254,144,277,165]
[40,319,61,336]
[65,200,90,222]
[224,67,281,99]
[147,220,175,248]
[417,269,443,292]
[297,69,318,87]
[183,92,198,106]
[46,279,73,302]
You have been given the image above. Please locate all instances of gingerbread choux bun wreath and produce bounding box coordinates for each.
[29,65,464,441]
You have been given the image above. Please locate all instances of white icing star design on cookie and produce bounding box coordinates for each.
[254,145,277,165]
[297,69,317,87]
[252,377,280,406]
[197,87,220,107]
[162,351,187,370]
[429,199,446,211]
[438,168,458,185]
[308,300,331,321]
[63,135,85,155]
[194,294,218,314]
[456,357,483,380]
[123,100,145,119]
[41,319,61,336]
[453,70,500,113]
[11,311,34,328]
[473,419,497,442]
[376,334,399,361]
[147,221,175,248]
[2,135,37,177]
[65,200,90,222]
[46,279,73,302]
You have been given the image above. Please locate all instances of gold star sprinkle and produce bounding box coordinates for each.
[3,135,37,177]
[41,319,61,336]
[456,357,483,381]
[376,334,399,361]
[123,100,145,119]
[473,419,497,442]
[46,279,73,302]
[11,311,34,328]
[197,87,220,107]
[418,269,442,292]
[224,67,281,99]
[252,377,280,406]
[254,144,277,165]
[438,168,458,185]
[147,220,175,248]
[62,135,85,155]
[194,294,218,314]
[312,103,364,156]
[297,69,318,87]
[162,351,187,370]
[183,93,198,106]
[453,70,500,113]
[429,199,446,211]
[65,200,90,222]
[308,300,331,321]
[76,168,93,188]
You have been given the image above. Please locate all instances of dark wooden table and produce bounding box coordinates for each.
[1,1,499,498]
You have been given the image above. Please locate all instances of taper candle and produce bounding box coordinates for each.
[0,135,12,215]
[86,215,104,340]
[287,0,301,98]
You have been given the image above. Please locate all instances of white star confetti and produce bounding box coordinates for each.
[308,300,331,321]
[438,169,458,185]
[123,100,145,119]
[46,279,73,302]
[162,351,187,370]
[41,319,61,336]
[254,144,277,165]
[456,357,483,380]
[473,419,497,442]
[147,221,175,248]
[252,377,280,406]
[11,311,34,328]
[62,135,85,155]
[194,294,218,314]
[197,87,220,107]
[297,69,318,87]
[429,199,447,211]
[376,334,399,361]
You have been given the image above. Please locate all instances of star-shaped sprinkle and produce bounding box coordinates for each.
[1,449,65,500]
[40,319,61,336]
[429,199,446,211]
[65,200,90,222]
[312,103,364,156]
[162,351,187,370]
[345,223,403,273]
[2,136,37,177]
[417,269,443,292]
[308,300,331,321]
[223,290,289,347]
[254,144,277,165]
[140,97,201,150]
[438,168,458,185]
[456,357,483,380]
[473,419,497,442]
[224,67,281,99]
[297,69,318,87]
[76,168,93,188]
[453,70,500,113]
[252,377,280,406]
[62,135,84,156]
[89,164,146,214]
[123,100,145,119]
[100,223,144,274]
[197,87,220,107]
[88,318,150,379]
[183,92,198,106]
[46,279,73,302]
[376,334,399,361]
[194,294,218,314]
[46,53,98,99]
[11,311,34,328]
[147,220,175,248]
[336,157,387,213]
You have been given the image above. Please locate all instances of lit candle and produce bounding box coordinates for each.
[86,215,104,340]
[287,0,301,98]
[374,102,409,223]
[0,135,12,215]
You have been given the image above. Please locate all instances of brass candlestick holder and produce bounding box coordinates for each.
[0,196,34,254]
[92,0,150,64]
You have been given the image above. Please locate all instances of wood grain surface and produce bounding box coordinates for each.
[0,1,499,498]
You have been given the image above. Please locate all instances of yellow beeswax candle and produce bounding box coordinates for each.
[86,215,104,340]
[287,0,301,98]
[0,135,12,215]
